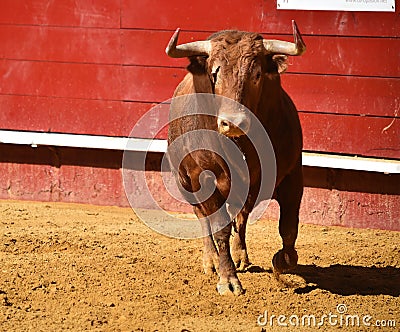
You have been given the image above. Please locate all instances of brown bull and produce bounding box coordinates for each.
[166,21,306,295]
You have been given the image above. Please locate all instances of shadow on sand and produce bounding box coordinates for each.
[245,264,400,297]
[291,264,400,297]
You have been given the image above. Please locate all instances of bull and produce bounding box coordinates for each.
[165,21,306,295]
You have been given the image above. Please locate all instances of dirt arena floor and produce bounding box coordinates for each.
[0,200,399,331]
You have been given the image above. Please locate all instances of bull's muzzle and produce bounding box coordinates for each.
[217,112,250,137]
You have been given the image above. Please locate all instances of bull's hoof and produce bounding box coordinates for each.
[217,280,244,296]
[232,249,251,271]
[272,249,298,275]
[236,259,251,272]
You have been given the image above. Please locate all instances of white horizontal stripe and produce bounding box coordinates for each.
[302,152,400,174]
[277,0,395,12]
[0,130,167,153]
[0,130,399,174]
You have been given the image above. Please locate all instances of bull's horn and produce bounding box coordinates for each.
[263,20,306,56]
[166,28,212,58]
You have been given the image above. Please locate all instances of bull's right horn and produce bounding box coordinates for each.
[166,28,212,58]
[263,20,306,56]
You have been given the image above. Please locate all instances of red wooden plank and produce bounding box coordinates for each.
[123,66,186,103]
[122,30,210,67]
[283,74,400,118]
[0,0,120,28]
[120,0,399,37]
[0,59,122,100]
[261,1,400,37]
[289,36,400,78]
[0,25,121,64]
[123,30,399,78]
[121,0,264,32]
[0,0,398,38]
[147,111,400,158]
[0,95,154,137]
[2,62,396,141]
[123,66,399,118]
[0,60,396,122]
[1,93,398,158]
[123,101,170,139]
[7,27,394,85]
[300,112,400,159]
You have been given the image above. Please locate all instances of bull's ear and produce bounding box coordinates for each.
[187,56,208,75]
[272,55,288,74]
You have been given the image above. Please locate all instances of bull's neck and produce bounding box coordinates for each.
[257,75,283,125]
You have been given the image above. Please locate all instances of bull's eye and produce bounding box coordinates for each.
[211,66,220,84]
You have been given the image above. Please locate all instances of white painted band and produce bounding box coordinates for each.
[0,130,399,174]
[0,129,167,153]
[277,0,395,12]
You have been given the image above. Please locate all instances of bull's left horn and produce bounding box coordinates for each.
[166,28,212,58]
[263,20,306,56]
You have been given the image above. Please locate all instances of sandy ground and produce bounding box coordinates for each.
[0,200,399,331]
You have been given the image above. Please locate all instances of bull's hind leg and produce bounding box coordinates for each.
[273,162,303,274]
[231,211,251,271]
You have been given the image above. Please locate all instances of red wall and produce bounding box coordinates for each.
[0,1,399,229]
[0,0,399,157]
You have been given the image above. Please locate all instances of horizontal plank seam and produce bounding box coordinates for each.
[0,59,398,80]
[298,110,400,120]
[0,22,120,30]
[1,23,397,38]
[0,92,397,119]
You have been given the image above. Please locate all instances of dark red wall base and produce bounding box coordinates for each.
[1,144,399,231]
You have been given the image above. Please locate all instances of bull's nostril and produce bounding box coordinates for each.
[220,120,230,128]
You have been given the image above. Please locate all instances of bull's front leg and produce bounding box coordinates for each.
[196,209,219,275]
[214,222,244,296]
[231,211,251,271]
[194,168,244,296]
[198,202,244,295]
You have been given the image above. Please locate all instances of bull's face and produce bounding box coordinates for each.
[208,37,266,137]
[166,22,305,138]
